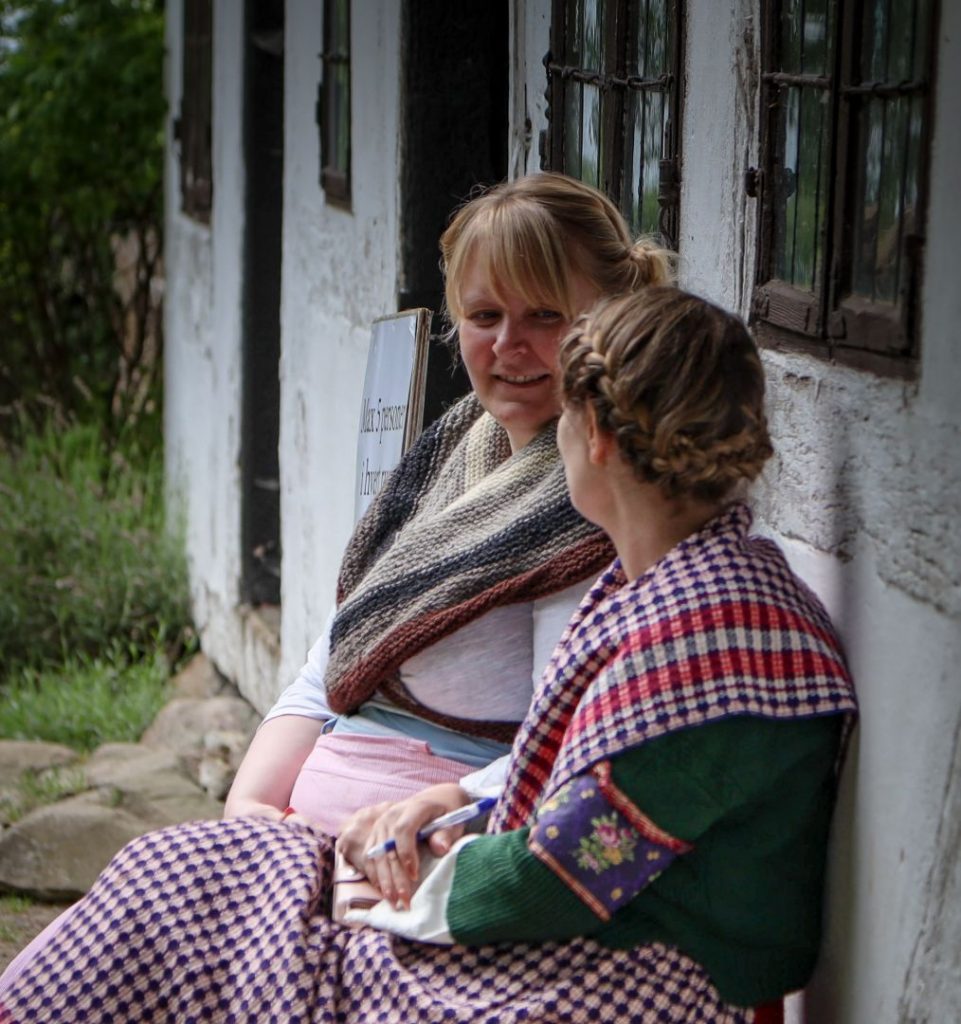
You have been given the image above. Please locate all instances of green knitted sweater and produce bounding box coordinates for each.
[448,713,844,1007]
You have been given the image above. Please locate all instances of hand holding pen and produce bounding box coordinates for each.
[365,797,496,859]
[335,786,497,912]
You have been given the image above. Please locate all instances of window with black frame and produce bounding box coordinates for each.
[318,0,350,207]
[175,0,213,224]
[753,0,936,372]
[545,0,683,250]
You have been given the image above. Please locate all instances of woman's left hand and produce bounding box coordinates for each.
[335,784,471,910]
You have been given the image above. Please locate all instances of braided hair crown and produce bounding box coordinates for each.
[560,287,774,502]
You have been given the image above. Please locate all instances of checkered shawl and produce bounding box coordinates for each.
[325,394,613,741]
[490,503,857,833]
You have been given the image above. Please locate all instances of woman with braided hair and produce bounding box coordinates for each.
[0,288,856,1023]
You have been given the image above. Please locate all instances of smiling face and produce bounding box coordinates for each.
[456,261,598,451]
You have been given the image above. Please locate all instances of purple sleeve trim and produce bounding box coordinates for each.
[527,763,691,922]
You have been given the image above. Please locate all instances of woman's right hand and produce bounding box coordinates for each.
[222,797,311,826]
[336,784,471,910]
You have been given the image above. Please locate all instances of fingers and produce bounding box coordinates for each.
[368,847,413,910]
[333,786,473,912]
[361,808,426,909]
[426,824,465,856]
[336,802,392,874]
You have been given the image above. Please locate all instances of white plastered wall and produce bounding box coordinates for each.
[164,0,248,689]
[275,0,403,707]
[166,1,404,713]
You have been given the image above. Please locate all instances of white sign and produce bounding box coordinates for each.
[354,309,430,522]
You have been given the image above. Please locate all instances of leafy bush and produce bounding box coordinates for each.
[0,0,166,446]
[0,420,192,678]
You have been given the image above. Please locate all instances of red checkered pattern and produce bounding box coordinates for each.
[490,503,857,832]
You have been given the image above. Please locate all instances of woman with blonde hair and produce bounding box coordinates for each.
[223,172,673,833]
[1,288,856,1023]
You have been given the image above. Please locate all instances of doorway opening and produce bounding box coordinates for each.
[240,0,284,606]
[399,0,510,427]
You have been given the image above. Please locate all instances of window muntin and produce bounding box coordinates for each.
[319,0,350,207]
[755,0,935,368]
[547,0,682,249]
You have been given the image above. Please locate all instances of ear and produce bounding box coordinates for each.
[585,404,614,465]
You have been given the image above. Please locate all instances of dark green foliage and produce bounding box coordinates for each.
[0,419,193,680]
[0,0,166,446]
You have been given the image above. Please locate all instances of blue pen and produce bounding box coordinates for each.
[365,796,497,859]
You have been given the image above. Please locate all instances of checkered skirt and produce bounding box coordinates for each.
[0,818,754,1023]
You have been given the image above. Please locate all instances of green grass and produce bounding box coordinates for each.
[0,894,64,945]
[0,647,171,752]
[0,895,34,943]
[0,418,193,752]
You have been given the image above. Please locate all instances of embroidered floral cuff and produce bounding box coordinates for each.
[528,760,693,921]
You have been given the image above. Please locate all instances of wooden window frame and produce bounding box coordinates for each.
[752,0,938,375]
[545,0,684,250]
[317,0,351,208]
[174,0,213,225]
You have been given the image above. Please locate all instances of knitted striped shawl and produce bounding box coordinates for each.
[324,394,615,741]
[490,503,858,831]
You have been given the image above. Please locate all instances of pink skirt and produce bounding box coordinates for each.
[288,732,472,834]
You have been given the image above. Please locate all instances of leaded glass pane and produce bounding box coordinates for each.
[564,82,584,178]
[581,0,604,70]
[850,0,930,304]
[770,0,833,293]
[552,0,680,244]
[860,0,889,81]
[332,0,348,50]
[580,83,603,187]
[566,0,584,63]
[321,0,350,199]
[637,0,668,77]
[622,0,672,236]
[773,86,800,284]
[625,89,666,235]
[330,60,349,174]
[779,0,802,73]
[772,85,830,291]
[801,0,829,75]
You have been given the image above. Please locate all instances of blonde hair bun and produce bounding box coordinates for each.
[627,239,675,289]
